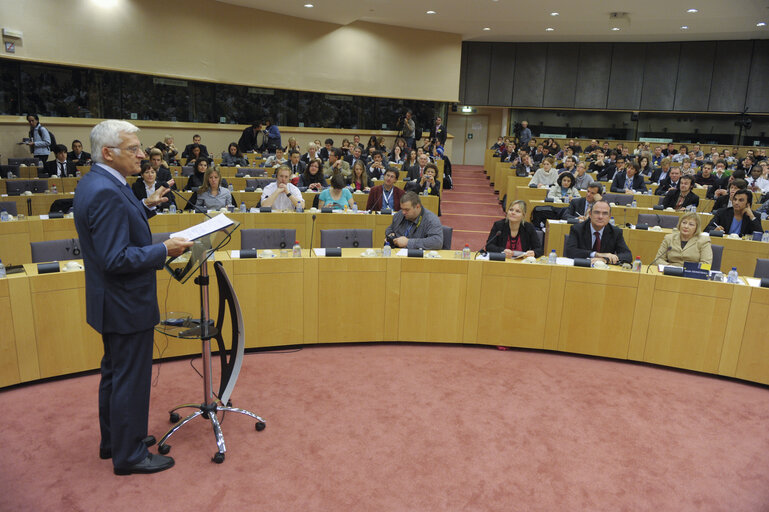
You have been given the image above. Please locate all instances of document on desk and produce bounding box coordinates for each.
[171,213,234,241]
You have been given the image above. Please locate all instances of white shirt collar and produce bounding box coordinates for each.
[95,162,127,186]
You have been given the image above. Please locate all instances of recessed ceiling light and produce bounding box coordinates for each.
[611,27,621,31]
[483,27,491,31]
[758,22,767,27]
[304,3,313,7]
[545,27,554,32]
[426,10,436,15]
[681,25,689,30]
[550,12,559,16]
[687,8,698,13]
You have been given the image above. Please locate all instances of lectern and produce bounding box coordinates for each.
[155,216,265,463]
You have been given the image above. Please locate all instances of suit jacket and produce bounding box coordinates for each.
[73,164,167,335]
[430,124,447,145]
[595,164,617,181]
[238,127,265,153]
[661,189,699,210]
[131,179,176,210]
[711,194,730,212]
[610,172,647,193]
[67,150,91,165]
[705,207,763,236]
[654,231,713,267]
[564,197,590,220]
[564,221,633,263]
[650,168,670,184]
[485,219,544,257]
[655,177,680,196]
[286,161,307,176]
[402,162,419,181]
[182,143,209,159]
[42,160,78,177]
[366,185,404,211]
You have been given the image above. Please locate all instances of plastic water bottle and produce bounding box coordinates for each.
[0,209,8,222]
[174,169,179,177]
[75,169,81,177]
[610,216,615,226]
[727,267,739,284]
[169,203,177,214]
[292,240,302,257]
[6,170,11,179]
[228,183,234,193]
[0,259,5,279]
[423,187,429,196]
[762,231,769,243]
[632,256,642,272]
[631,199,637,208]
[383,244,391,257]
[52,184,57,194]
[240,201,246,213]
[548,249,557,264]
[462,244,471,260]
[296,202,303,213]
[352,202,358,213]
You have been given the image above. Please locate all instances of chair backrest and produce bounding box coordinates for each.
[0,201,18,216]
[30,179,48,193]
[151,232,172,245]
[49,198,73,213]
[754,258,769,279]
[6,180,32,195]
[8,158,38,166]
[320,229,373,248]
[240,228,297,250]
[710,244,724,272]
[1,164,20,176]
[442,225,453,250]
[637,213,679,229]
[603,193,634,206]
[256,178,276,189]
[30,238,81,263]
[535,229,544,248]
[181,166,194,177]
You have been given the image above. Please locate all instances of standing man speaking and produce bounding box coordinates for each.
[74,120,192,475]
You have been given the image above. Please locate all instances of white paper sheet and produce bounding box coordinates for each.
[396,249,408,257]
[230,250,240,259]
[170,213,234,241]
[313,248,326,256]
[555,257,574,266]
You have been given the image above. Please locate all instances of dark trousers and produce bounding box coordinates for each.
[99,329,154,468]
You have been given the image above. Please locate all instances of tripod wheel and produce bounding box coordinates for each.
[169,412,181,423]
[256,422,266,431]
[158,444,171,455]
[212,452,225,464]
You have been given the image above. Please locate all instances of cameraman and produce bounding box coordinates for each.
[397,110,416,150]
[518,120,532,148]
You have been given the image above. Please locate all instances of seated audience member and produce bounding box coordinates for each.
[286,150,306,176]
[529,157,558,189]
[597,155,624,182]
[340,139,351,156]
[221,142,249,167]
[261,165,304,211]
[681,157,695,175]
[319,138,334,161]
[367,168,404,212]
[557,155,578,174]
[485,200,543,258]
[564,183,603,222]
[384,191,443,249]
[515,153,536,176]
[264,147,287,171]
[184,157,210,191]
[499,142,518,163]
[611,161,647,194]
[655,166,682,196]
[184,143,206,164]
[182,134,208,159]
[707,159,730,195]
[147,148,173,185]
[238,122,265,153]
[564,200,632,264]
[367,151,391,181]
[318,174,354,210]
[353,134,365,151]
[155,135,179,164]
[567,139,583,155]
[67,140,91,165]
[588,151,610,175]
[285,136,300,155]
[298,158,328,192]
[637,156,653,177]
[323,148,351,178]
[547,172,580,201]
[344,145,366,169]
[302,142,321,164]
[746,164,769,197]
[653,212,712,267]
[712,178,747,211]
[401,149,419,178]
[418,163,441,198]
[43,145,78,177]
[650,146,664,167]
[389,144,405,165]
[491,137,505,151]
[573,162,594,190]
[661,175,699,210]
[695,162,717,188]
[195,167,232,210]
[584,139,601,155]
[651,158,672,184]
[705,189,762,235]
[132,162,176,210]
[347,161,371,192]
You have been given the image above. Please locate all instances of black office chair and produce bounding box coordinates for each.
[603,193,634,206]
[535,229,544,249]
[30,180,49,194]
[49,198,73,214]
[181,166,195,177]
[240,229,297,250]
[710,244,724,272]
[1,164,20,177]
[6,180,33,195]
[0,201,18,216]
[8,158,38,166]
[754,258,769,279]
[237,169,267,178]
[30,239,81,263]
[320,229,373,248]
[637,213,679,229]
[442,225,453,250]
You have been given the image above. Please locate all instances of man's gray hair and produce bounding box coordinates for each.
[91,120,139,164]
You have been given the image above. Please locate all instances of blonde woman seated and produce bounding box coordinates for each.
[653,212,712,266]
[485,200,544,258]
[528,157,558,189]
[547,172,580,201]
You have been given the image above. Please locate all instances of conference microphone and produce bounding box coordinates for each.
[157,181,211,217]
[309,214,316,256]
[477,230,502,259]
[646,245,671,273]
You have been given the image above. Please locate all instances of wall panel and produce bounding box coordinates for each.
[708,41,753,112]
[574,43,612,109]
[512,44,547,107]
[641,43,679,111]
[463,43,492,105]
[674,42,716,111]
[746,40,769,114]
[606,44,646,110]
[488,43,516,106]
[543,43,579,108]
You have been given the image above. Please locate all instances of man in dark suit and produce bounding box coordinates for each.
[67,139,91,165]
[73,120,192,475]
[564,199,632,264]
[344,145,366,170]
[238,122,265,153]
[182,134,209,159]
[595,154,621,181]
[366,168,404,212]
[661,175,699,210]
[655,166,682,196]
[286,150,306,176]
[42,144,78,177]
[712,178,747,212]
[610,161,647,194]
[564,183,603,222]
[705,189,762,236]
[429,117,447,146]
[147,148,174,186]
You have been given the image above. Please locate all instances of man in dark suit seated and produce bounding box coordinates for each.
[182,134,208,159]
[384,191,443,249]
[67,140,91,166]
[344,145,366,170]
[712,178,747,212]
[42,144,78,177]
[564,199,633,265]
[286,150,306,176]
[564,183,603,222]
[706,189,762,236]
[650,157,672,184]
[655,166,682,196]
[367,151,392,181]
[610,161,647,194]
[367,168,404,212]
[661,175,699,210]
[147,148,174,186]
[596,154,621,181]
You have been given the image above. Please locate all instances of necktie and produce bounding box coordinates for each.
[593,232,601,252]
[59,162,64,176]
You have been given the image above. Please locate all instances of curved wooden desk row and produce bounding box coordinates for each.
[543,220,769,275]
[2,250,768,389]
[517,186,715,212]
[0,207,439,265]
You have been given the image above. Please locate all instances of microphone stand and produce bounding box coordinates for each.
[476,230,502,259]
[159,181,211,217]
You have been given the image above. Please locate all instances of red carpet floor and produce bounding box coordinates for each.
[442,165,502,250]
[2,343,769,511]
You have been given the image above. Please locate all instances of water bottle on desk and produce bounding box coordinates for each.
[383,244,391,257]
[52,184,57,194]
[292,240,302,257]
[0,259,6,278]
[296,202,303,213]
[631,199,637,208]
[240,201,247,213]
[169,203,176,214]
[228,183,234,193]
[632,256,642,272]
[610,216,615,226]
[762,231,769,243]
[462,244,471,260]
[0,209,8,222]
[548,249,557,265]
[727,267,739,284]
[352,202,358,213]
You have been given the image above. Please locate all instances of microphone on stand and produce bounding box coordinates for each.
[646,245,671,273]
[309,214,316,257]
[477,230,502,259]
[157,181,211,217]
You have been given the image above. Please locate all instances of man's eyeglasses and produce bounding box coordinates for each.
[107,145,143,155]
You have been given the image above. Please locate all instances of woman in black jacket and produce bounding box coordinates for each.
[485,200,544,258]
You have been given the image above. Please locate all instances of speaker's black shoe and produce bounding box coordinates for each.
[113,453,175,475]
[100,436,157,460]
